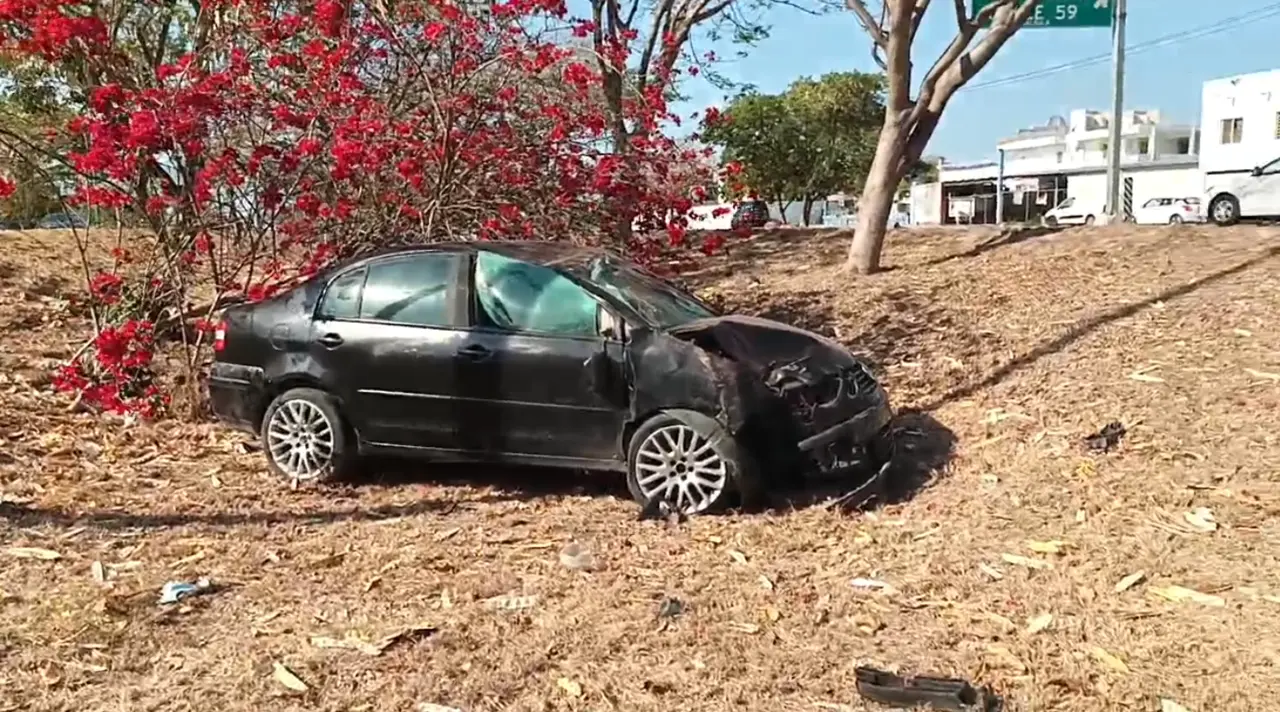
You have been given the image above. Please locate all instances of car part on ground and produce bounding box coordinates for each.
[208,242,893,516]
[855,666,1002,712]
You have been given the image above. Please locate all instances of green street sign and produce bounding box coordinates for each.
[972,0,1113,28]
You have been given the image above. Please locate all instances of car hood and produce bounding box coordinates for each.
[665,314,862,374]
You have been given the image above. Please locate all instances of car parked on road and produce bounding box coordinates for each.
[1041,197,1102,227]
[729,199,771,230]
[1205,155,1280,226]
[208,242,894,514]
[1132,197,1203,225]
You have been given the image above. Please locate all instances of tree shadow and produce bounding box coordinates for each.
[771,410,956,512]
[920,245,1280,410]
[922,225,1064,266]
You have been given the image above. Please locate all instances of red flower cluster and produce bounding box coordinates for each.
[52,318,168,418]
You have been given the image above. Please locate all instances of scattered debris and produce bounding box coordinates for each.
[851,577,893,592]
[483,594,539,612]
[310,623,437,656]
[1244,368,1280,381]
[272,661,309,692]
[1026,540,1071,555]
[557,541,596,571]
[656,596,685,619]
[158,578,217,605]
[5,546,62,561]
[416,704,463,712]
[1083,421,1126,453]
[555,677,582,697]
[1182,507,1218,532]
[1161,700,1193,712]
[1025,613,1054,634]
[854,666,1001,712]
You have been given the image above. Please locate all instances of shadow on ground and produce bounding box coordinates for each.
[922,225,1064,266]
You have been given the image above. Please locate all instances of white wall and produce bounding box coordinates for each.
[1201,69,1280,173]
[1065,167,1203,212]
[910,182,941,225]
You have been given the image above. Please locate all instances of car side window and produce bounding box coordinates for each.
[473,250,598,338]
[1142,198,1159,208]
[318,267,367,320]
[359,253,458,327]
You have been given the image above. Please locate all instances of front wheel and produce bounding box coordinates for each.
[1084,214,1096,226]
[260,387,356,485]
[626,410,756,515]
[1210,194,1239,226]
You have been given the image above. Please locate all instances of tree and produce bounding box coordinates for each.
[0,0,723,418]
[702,71,882,224]
[842,0,1041,273]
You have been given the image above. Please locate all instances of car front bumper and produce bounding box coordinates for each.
[795,390,893,454]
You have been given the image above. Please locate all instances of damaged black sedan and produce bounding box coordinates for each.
[208,241,893,514]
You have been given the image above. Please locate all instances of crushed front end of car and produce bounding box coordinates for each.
[631,314,894,503]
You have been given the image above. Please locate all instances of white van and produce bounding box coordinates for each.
[1204,155,1280,226]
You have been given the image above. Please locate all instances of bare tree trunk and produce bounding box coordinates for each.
[846,119,910,273]
[802,196,813,226]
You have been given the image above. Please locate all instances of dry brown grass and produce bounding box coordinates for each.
[5,223,1280,711]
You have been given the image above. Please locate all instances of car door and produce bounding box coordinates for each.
[308,250,470,449]
[1135,198,1160,224]
[451,249,628,463]
[1252,157,1280,216]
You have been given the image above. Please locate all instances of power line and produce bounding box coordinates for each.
[965,1,1280,91]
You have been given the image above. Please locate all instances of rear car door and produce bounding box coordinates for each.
[452,250,627,463]
[309,251,470,449]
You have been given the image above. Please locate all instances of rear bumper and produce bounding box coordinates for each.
[208,362,267,433]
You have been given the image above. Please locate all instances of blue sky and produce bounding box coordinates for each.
[670,0,1280,163]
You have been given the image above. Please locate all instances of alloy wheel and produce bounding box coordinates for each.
[633,424,728,514]
[266,399,336,481]
[1213,199,1235,222]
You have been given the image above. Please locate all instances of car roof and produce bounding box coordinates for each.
[346,240,612,271]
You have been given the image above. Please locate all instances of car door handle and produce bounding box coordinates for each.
[455,344,492,361]
[316,333,344,348]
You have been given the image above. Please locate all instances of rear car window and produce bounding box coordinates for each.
[474,250,597,338]
[359,253,458,327]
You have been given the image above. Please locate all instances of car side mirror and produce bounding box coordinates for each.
[1252,166,1263,177]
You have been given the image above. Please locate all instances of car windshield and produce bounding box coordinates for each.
[1054,198,1074,210]
[581,258,715,329]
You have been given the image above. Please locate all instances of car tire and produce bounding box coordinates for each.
[260,387,356,485]
[1169,214,1183,225]
[1209,194,1239,227]
[1043,216,1058,227]
[1084,215,1096,226]
[625,410,759,515]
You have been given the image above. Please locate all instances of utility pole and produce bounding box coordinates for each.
[995,148,1005,224]
[1105,0,1127,221]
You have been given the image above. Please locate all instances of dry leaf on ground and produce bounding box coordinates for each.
[1149,586,1226,607]
[1182,507,1218,532]
[1002,553,1052,570]
[1115,571,1146,592]
[6,547,62,561]
[1027,540,1071,555]
[1090,647,1131,674]
[1025,613,1054,634]
[271,662,308,692]
[556,677,582,697]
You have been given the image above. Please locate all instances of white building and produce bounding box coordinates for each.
[915,109,1202,224]
[1200,69,1280,175]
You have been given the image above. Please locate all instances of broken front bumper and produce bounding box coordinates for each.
[795,388,893,454]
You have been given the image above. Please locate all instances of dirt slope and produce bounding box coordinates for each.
[3,224,1280,712]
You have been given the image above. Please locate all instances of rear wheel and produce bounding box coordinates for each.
[626,410,757,514]
[1210,194,1239,226]
[260,388,356,485]
[1169,214,1184,225]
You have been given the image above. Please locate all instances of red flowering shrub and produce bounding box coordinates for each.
[2,0,730,417]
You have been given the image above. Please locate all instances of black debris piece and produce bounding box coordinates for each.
[1083,421,1126,453]
[855,666,1002,712]
[656,596,685,619]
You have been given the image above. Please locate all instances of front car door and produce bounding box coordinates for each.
[309,250,470,449]
[451,249,628,465]
[1245,156,1280,217]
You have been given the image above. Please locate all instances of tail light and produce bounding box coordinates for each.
[213,321,227,352]
[1181,204,1194,212]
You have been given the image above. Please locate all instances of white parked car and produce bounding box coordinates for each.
[1205,155,1280,226]
[1133,197,1204,225]
[1042,197,1103,226]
